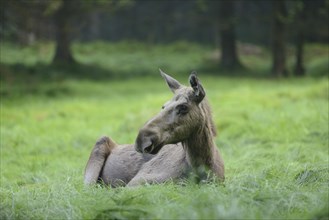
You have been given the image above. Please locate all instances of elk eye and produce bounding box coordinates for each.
[162,105,165,109]
[177,104,189,115]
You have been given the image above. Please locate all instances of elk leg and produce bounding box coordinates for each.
[84,136,117,185]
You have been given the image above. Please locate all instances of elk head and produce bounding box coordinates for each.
[134,69,206,154]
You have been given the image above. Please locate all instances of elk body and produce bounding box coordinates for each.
[84,70,224,187]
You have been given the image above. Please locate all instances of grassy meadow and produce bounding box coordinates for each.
[0,41,328,219]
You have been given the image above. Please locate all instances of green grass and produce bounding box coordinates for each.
[0,42,328,219]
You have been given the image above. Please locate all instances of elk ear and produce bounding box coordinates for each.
[189,71,205,103]
[159,69,182,93]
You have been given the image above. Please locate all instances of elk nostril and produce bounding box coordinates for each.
[143,143,154,153]
[135,130,157,154]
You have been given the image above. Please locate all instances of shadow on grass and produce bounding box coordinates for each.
[0,61,263,99]
[199,57,329,78]
[0,62,155,82]
[94,207,148,220]
[0,58,282,86]
[197,59,275,79]
[311,207,329,220]
[0,62,157,98]
[1,60,326,99]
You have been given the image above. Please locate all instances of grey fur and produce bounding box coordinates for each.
[84,70,225,187]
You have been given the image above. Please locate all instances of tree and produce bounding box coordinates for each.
[292,0,328,77]
[218,0,242,70]
[293,0,306,76]
[51,0,132,65]
[1,0,78,64]
[52,0,78,64]
[271,0,288,77]
[2,0,133,65]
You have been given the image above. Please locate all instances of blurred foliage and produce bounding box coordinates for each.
[1,0,327,72]
[1,0,327,45]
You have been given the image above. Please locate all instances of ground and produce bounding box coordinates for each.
[0,42,328,219]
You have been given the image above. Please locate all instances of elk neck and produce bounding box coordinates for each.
[182,102,217,174]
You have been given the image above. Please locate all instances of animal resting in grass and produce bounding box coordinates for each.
[84,70,225,187]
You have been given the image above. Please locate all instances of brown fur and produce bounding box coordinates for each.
[84,70,224,187]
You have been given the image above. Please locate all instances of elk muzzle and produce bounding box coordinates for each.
[134,129,161,154]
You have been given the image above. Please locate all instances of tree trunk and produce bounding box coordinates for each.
[294,1,306,76]
[271,0,287,77]
[218,0,242,70]
[52,0,75,65]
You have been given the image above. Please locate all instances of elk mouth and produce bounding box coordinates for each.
[141,142,153,154]
[135,129,165,155]
[135,141,164,155]
[147,142,163,154]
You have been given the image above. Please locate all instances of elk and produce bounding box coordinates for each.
[84,70,224,187]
